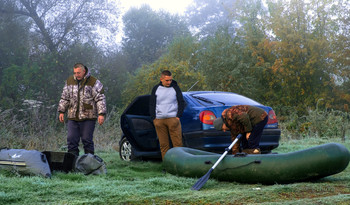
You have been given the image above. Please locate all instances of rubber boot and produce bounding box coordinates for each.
[84,149,94,155]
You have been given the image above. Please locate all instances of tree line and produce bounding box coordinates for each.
[0,0,349,117]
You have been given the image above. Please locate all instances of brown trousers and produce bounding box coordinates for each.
[153,118,183,159]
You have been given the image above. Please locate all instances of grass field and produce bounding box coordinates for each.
[1,137,350,205]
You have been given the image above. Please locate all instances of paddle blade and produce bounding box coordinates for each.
[191,168,214,191]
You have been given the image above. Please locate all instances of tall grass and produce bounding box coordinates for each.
[0,105,349,151]
[0,106,122,152]
[278,106,349,141]
[0,107,61,150]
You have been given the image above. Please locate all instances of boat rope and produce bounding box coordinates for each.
[219,160,262,171]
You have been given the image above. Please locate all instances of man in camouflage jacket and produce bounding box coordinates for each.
[58,63,106,156]
[213,105,268,154]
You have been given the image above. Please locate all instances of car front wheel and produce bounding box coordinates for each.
[119,137,136,161]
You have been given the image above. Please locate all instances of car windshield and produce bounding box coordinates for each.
[191,92,261,106]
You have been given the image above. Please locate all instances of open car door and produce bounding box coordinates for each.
[120,95,159,152]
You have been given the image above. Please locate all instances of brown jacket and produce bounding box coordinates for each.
[222,105,267,139]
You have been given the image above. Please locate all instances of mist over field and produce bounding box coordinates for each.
[0,0,349,151]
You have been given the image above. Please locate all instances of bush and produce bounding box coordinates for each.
[279,107,349,141]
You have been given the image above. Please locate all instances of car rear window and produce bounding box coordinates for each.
[192,93,261,106]
[125,95,150,116]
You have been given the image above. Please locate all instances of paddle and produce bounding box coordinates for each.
[191,134,242,191]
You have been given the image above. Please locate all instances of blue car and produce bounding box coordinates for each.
[119,91,281,161]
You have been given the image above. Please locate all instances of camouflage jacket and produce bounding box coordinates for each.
[222,105,267,137]
[58,71,106,120]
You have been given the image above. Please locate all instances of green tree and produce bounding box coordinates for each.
[0,0,123,108]
[0,0,121,59]
[256,0,334,111]
[122,5,191,72]
[121,36,206,106]
[97,51,129,109]
[196,27,259,97]
[0,63,50,108]
[327,0,350,109]
[229,0,268,102]
[0,8,29,70]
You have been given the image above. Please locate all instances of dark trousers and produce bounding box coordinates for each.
[67,120,96,155]
[241,116,268,149]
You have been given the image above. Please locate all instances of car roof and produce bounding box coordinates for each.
[183,91,262,106]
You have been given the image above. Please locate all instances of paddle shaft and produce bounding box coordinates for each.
[191,134,243,190]
[211,134,242,169]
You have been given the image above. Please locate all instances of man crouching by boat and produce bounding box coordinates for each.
[213,105,268,155]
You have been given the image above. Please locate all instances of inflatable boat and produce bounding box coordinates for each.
[163,143,350,184]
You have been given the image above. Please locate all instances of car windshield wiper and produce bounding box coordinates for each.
[192,95,226,106]
[213,100,226,105]
[191,95,214,104]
